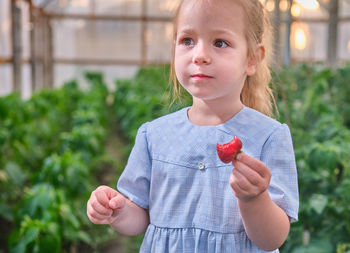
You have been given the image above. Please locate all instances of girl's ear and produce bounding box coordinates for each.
[246,44,265,76]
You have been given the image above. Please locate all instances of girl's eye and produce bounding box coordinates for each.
[182,38,194,46]
[214,40,228,48]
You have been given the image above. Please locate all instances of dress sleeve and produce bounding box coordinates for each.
[261,123,299,222]
[117,123,151,209]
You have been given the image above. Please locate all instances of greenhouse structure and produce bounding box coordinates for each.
[1,0,350,253]
[0,0,350,97]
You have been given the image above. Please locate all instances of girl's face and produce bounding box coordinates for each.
[174,0,257,103]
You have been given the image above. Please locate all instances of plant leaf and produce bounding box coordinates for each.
[310,194,328,215]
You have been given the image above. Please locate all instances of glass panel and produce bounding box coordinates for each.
[264,0,328,19]
[0,1,30,58]
[45,0,91,14]
[339,0,350,18]
[54,64,139,90]
[338,21,350,61]
[95,0,142,16]
[0,64,31,98]
[53,20,141,61]
[147,0,179,17]
[291,0,328,19]
[0,0,11,57]
[43,0,142,15]
[19,1,30,59]
[291,22,327,62]
[22,64,31,99]
[0,65,12,96]
[146,22,173,63]
[278,22,288,63]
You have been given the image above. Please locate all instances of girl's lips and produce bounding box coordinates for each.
[190,74,213,80]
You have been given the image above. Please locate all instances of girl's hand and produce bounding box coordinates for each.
[230,152,271,202]
[87,185,126,225]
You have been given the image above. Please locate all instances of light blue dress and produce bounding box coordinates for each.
[117,106,299,253]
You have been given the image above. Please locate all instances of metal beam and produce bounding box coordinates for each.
[273,0,281,66]
[43,15,53,88]
[0,58,12,64]
[46,13,172,22]
[0,58,30,64]
[53,58,169,66]
[141,0,147,65]
[283,0,293,66]
[39,0,56,9]
[327,0,339,69]
[29,0,37,93]
[11,0,22,93]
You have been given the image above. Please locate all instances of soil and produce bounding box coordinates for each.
[0,217,13,253]
[99,238,126,253]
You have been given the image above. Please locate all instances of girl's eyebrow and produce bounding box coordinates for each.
[177,27,196,35]
[211,28,238,38]
[177,27,238,38]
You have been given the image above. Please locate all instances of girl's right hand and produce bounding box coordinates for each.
[87,185,126,225]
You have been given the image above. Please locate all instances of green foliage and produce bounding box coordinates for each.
[1,73,114,252]
[114,64,350,252]
[273,63,350,252]
[39,151,89,197]
[8,216,61,253]
[2,63,350,252]
[114,65,191,142]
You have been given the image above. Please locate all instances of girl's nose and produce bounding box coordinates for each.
[192,44,211,65]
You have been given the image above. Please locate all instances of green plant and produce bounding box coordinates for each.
[114,65,191,142]
[273,64,350,252]
[1,72,117,252]
[112,63,350,252]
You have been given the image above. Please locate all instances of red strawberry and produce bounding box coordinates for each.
[216,136,242,163]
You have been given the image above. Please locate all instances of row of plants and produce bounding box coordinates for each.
[113,64,350,252]
[1,63,349,252]
[0,81,83,252]
[273,64,350,253]
[114,66,191,143]
[0,73,116,252]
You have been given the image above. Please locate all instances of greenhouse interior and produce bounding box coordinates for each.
[1,0,350,252]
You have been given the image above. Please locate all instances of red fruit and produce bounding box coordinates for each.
[216,136,242,163]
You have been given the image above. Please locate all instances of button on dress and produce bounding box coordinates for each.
[117,106,299,253]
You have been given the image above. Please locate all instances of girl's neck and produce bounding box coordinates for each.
[187,99,243,126]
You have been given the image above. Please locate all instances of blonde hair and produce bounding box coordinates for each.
[169,0,277,117]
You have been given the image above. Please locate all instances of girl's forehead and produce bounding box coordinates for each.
[177,0,246,34]
[179,0,243,14]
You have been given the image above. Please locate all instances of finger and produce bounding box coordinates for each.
[231,168,251,192]
[233,160,262,186]
[109,194,126,210]
[87,203,110,222]
[229,173,249,199]
[236,153,271,178]
[104,186,119,200]
[90,198,113,216]
[89,215,106,225]
[94,188,112,208]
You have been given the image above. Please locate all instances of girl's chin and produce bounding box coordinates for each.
[181,85,231,101]
[190,90,239,103]
[191,93,225,101]
[185,90,213,100]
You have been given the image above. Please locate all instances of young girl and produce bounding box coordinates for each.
[87,0,299,252]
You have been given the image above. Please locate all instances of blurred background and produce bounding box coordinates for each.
[1,0,350,252]
[1,0,350,98]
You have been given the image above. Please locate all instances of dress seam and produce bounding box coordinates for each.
[149,223,246,235]
[151,157,229,169]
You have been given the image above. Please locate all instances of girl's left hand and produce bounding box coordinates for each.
[230,152,271,202]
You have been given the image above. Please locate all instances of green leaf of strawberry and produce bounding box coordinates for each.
[216,136,242,163]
